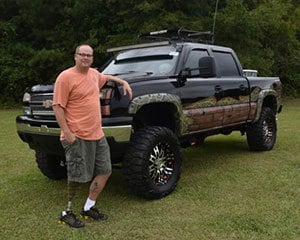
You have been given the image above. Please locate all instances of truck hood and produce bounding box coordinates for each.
[27,84,54,94]
[27,74,177,94]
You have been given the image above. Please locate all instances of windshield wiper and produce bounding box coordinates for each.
[112,70,153,76]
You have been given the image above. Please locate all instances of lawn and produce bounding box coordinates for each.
[0,99,299,240]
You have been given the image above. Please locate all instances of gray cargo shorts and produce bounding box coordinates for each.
[61,137,111,183]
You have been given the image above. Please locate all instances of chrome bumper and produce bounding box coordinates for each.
[16,122,132,142]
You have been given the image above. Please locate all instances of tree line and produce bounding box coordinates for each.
[0,0,299,105]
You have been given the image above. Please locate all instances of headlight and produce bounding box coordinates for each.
[22,92,31,115]
[23,92,31,102]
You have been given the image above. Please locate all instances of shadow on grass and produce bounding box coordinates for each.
[182,135,252,170]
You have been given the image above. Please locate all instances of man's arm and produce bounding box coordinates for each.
[106,75,133,100]
[53,104,76,144]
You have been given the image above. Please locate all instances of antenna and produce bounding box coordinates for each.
[212,0,219,43]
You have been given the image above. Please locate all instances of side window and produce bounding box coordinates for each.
[213,51,240,77]
[185,50,209,69]
[185,49,209,76]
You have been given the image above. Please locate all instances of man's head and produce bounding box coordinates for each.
[74,44,94,70]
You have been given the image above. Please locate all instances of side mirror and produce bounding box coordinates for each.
[198,56,216,78]
[177,69,189,86]
[180,69,190,78]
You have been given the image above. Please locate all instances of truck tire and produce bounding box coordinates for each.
[35,150,67,180]
[123,126,182,199]
[246,107,277,151]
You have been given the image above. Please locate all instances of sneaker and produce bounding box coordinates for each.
[81,207,108,221]
[59,211,85,228]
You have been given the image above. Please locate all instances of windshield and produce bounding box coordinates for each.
[102,46,179,77]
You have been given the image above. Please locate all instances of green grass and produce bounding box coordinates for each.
[0,99,299,240]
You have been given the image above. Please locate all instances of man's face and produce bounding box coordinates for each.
[74,45,94,68]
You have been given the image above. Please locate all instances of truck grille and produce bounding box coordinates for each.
[28,87,113,118]
[29,93,55,118]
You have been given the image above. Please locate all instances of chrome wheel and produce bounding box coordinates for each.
[246,107,277,151]
[263,119,274,143]
[123,126,182,199]
[149,142,175,185]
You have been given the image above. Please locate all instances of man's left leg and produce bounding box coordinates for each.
[81,137,112,221]
[81,174,111,220]
[88,173,111,201]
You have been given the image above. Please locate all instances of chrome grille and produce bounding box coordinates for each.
[30,93,55,117]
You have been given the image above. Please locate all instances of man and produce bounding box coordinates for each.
[53,44,132,228]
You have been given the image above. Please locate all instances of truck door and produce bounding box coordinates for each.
[212,50,251,126]
[180,49,222,134]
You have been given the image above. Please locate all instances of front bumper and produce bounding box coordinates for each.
[16,115,132,160]
[16,120,132,142]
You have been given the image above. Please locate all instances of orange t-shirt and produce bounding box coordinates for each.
[53,67,108,140]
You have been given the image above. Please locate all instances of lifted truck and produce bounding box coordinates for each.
[16,29,282,199]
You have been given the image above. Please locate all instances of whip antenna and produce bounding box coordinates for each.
[212,0,219,43]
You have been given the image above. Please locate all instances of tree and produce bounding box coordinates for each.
[216,0,299,96]
[0,0,299,105]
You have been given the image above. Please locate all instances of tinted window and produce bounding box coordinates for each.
[185,50,209,69]
[213,51,240,76]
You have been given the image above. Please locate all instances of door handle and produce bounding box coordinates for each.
[215,85,222,92]
[239,84,246,91]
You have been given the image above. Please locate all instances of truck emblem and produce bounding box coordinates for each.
[42,100,53,108]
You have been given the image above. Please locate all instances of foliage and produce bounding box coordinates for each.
[0,0,299,104]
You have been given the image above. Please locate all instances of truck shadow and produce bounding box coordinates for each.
[181,135,252,171]
[105,135,254,200]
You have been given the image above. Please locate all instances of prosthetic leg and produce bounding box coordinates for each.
[58,181,85,228]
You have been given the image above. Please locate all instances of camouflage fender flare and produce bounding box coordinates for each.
[254,89,280,122]
[128,93,184,134]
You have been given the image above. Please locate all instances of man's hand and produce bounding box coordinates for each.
[65,131,76,144]
[122,80,133,100]
[106,75,133,100]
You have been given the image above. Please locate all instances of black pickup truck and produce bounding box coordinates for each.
[16,29,282,199]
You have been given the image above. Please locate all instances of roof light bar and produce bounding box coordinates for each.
[107,41,170,53]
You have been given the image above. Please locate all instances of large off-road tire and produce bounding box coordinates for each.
[246,107,277,151]
[35,150,67,180]
[123,126,182,199]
